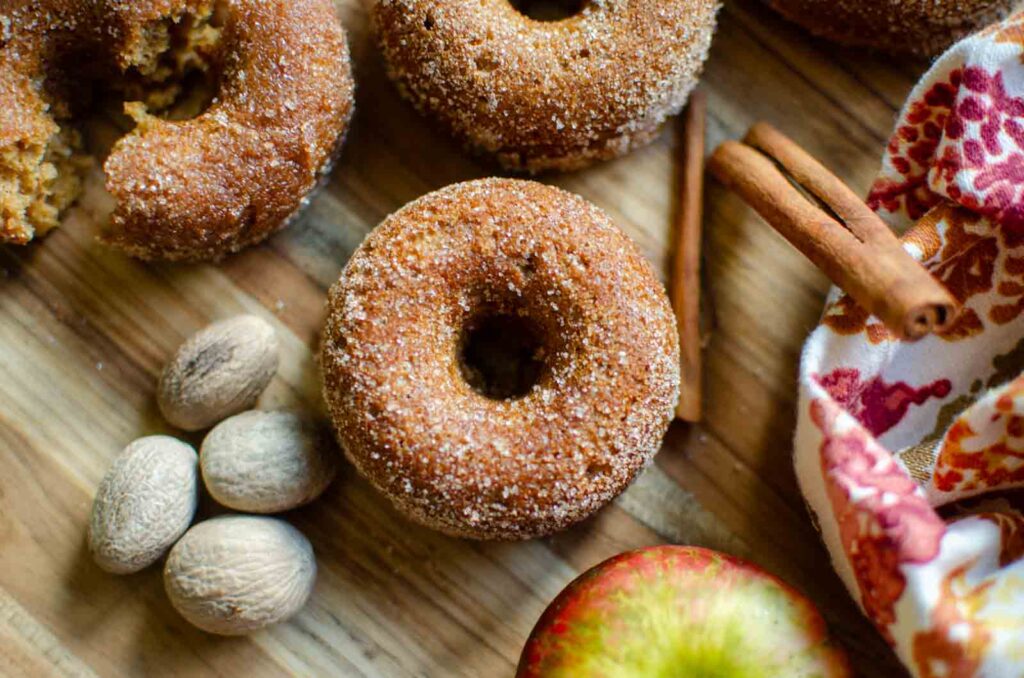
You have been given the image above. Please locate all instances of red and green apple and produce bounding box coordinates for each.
[518,546,850,678]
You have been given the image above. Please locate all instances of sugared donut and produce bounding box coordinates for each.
[766,0,1013,56]
[0,0,354,260]
[372,0,720,173]
[320,178,680,539]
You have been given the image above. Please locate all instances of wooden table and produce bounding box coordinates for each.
[0,1,927,675]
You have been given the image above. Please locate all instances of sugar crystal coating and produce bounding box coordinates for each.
[767,0,1013,56]
[321,178,681,540]
[372,0,719,173]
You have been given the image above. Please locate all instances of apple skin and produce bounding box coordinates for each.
[518,546,851,678]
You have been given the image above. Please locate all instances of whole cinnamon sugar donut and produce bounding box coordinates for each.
[766,0,1014,56]
[0,0,354,260]
[320,179,680,539]
[372,0,719,173]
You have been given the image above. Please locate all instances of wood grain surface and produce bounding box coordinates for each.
[0,1,929,676]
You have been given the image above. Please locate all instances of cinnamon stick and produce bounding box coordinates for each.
[672,91,707,422]
[708,124,958,340]
[744,123,901,251]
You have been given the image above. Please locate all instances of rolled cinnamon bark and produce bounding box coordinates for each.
[671,92,707,422]
[709,126,958,340]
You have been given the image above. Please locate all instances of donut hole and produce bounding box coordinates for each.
[115,6,224,121]
[459,312,547,400]
[509,0,589,22]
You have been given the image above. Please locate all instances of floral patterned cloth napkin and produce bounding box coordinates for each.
[794,12,1024,678]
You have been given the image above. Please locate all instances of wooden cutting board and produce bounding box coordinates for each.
[0,1,925,676]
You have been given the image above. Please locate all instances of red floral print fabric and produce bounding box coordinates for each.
[797,12,1024,678]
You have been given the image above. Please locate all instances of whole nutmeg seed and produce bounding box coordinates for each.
[164,515,316,635]
[157,315,279,431]
[89,436,199,574]
[201,410,338,513]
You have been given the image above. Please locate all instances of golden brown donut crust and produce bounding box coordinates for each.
[766,0,1014,56]
[0,0,354,260]
[372,0,720,173]
[320,179,680,540]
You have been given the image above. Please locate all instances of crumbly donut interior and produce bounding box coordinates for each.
[118,5,222,118]
[1,5,223,244]
[0,123,90,244]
